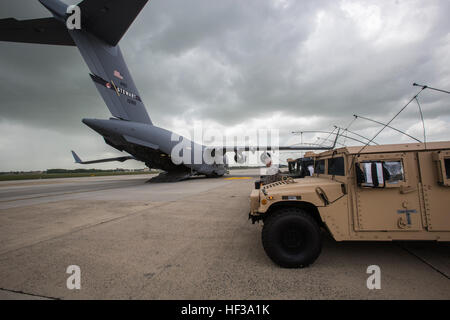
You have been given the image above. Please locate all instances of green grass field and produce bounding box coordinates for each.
[0,171,156,181]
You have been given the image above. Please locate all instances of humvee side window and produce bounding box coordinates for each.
[328,157,345,176]
[356,162,385,188]
[445,158,450,179]
[315,160,325,174]
[384,161,404,184]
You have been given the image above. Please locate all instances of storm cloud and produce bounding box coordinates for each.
[0,0,449,170]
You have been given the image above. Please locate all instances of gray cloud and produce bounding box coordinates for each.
[0,0,449,170]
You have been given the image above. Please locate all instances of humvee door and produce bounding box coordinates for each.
[353,152,423,231]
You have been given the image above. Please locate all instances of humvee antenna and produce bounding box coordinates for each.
[332,128,341,148]
[353,114,422,143]
[291,141,331,148]
[413,83,450,95]
[319,127,337,147]
[415,97,427,150]
[356,87,427,156]
[333,125,379,145]
[295,129,343,149]
[340,117,357,145]
[316,136,346,147]
[292,130,374,146]
[413,83,450,149]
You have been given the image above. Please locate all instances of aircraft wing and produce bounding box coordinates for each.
[217,145,335,153]
[278,145,333,150]
[218,128,341,152]
[233,146,333,151]
[0,17,75,46]
[71,151,135,164]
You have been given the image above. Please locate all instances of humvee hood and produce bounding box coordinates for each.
[261,177,345,205]
[262,177,342,192]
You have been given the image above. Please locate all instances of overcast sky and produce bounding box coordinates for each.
[0,0,449,171]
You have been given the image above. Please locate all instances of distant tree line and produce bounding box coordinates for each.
[46,168,129,174]
[0,168,133,175]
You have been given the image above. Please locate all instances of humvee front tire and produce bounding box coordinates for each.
[262,208,322,268]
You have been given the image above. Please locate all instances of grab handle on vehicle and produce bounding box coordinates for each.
[315,187,330,206]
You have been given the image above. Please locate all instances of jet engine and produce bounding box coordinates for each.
[234,150,247,164]
[260,152,272,165]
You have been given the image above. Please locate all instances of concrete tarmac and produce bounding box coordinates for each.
[0,169,449,300]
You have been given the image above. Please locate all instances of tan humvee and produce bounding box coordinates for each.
[250,141,450,268]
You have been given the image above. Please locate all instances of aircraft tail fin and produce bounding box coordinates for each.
[68,0,152,125]
[79,0,149,47]
[0,0,152,124]
[1,0,148,47]
[71,150,82,163]
[0,17,75,46]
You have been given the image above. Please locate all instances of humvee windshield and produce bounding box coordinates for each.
[315,159,325,174]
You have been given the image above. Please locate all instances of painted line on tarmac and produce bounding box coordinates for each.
[0,287,59,300]
[0,181,145,203]
[397,244,450,280]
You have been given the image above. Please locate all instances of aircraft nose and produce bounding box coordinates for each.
[82,118,95,127]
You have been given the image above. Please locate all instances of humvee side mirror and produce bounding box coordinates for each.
[356,162,385,188]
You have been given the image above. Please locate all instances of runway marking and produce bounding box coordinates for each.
[0,181,145,203]
[224,177,252,180]
[397,244,450,280]
[0,287,59,300]
[0,201,168,256]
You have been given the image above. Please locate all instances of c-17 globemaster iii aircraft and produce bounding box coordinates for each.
[0,0,334,181]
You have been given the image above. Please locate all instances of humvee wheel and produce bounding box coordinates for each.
[262,208,322,268]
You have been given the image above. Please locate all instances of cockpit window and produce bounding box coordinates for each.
[315,159,325,174]
[328,157,345,176]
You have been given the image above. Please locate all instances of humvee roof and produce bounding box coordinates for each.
[307,141,450,158]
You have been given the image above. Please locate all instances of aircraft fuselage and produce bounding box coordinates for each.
[82,118,228,177]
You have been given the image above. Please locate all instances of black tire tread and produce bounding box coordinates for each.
[262,207,322,268]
